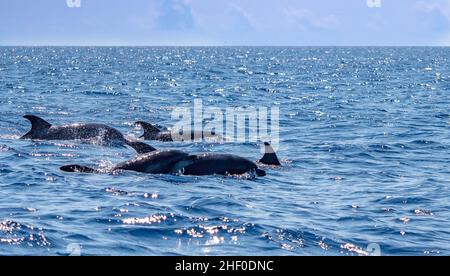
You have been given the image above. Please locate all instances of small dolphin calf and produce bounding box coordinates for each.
[61,150,195,174]
[21,115,129,146]
[135,121,220,142]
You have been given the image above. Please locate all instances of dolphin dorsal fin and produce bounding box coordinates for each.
[23,115,52,133]
[259,142,281,166]
[126,140,157,154]
[135,121,161,139]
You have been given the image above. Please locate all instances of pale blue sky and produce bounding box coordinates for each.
[0,0,450,46]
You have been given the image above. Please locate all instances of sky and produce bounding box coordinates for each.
[0,0,450,46]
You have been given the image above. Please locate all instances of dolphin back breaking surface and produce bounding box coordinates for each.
[135,120,221,142]
[21,115,128,145]
[114,150,195,174]
[182,153,266,177]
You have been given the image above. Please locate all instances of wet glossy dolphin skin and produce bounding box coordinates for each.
[21,115,127,144]
[114,150,196,174]
[135,121,219,142]
[181,142,280,177]
[182,153,267,177]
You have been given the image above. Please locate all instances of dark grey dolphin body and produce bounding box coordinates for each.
[21,115,129,145]
[182,153,266,177]
[61,141,280,177]
[135,121,220,142]
[61,150,195,174]
[182,143,281,177]
[114,150,195,173]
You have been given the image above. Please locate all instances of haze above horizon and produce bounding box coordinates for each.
[1,0,450,46]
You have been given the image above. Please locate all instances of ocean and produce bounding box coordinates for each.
[0,46,449,255]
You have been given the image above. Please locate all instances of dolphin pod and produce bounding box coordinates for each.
[20,115,281,177]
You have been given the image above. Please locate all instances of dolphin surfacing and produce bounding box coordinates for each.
[21,115,128,145]
[61,141,280,178]
[135,121,220,142]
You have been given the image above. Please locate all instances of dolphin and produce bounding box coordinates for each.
[135,121,220,142]
[21,115,133,146]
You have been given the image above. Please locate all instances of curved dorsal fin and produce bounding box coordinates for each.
[259,142,281,166]
[24,115,52,129]
[135,121,161,139]
[126,140,157,154]
[22,115,52,139]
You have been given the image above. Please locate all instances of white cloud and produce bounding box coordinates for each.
[229,3,262,32]
[415,0,450,20]
[130,4,160,30]
[284,8,340,30]
[172,0,191,15]
[415,0,450,45]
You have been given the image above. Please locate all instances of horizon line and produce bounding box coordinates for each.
[0,45,449,48]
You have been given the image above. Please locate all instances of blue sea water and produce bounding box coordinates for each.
[0,47,450,256]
